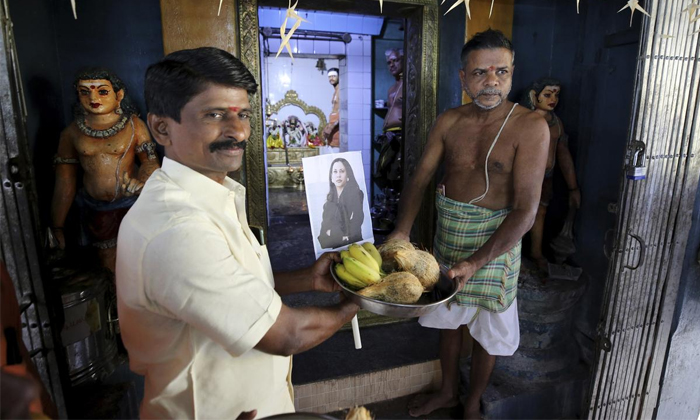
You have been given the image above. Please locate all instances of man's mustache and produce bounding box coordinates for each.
[209,139,247,153]
[477,88,502,97]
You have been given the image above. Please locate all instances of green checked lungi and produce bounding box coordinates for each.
[433,192,521,313]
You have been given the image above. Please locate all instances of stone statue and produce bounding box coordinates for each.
[521,78,580,271]
[305,121,322,147]
[383,48,403,132]
[51,68,160,272]
[265,118,284,149]
[321,67,340,154]
[284,115,306,148]
[372,48,405,231]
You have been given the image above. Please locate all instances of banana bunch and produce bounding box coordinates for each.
[335,243,385,290]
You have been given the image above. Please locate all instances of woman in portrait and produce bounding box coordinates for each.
[318,158,365,249]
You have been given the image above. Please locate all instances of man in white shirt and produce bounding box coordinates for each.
[116,47,359,419]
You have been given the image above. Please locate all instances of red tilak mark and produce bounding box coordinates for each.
[228,107,241,112]
[90,85,96,89]
[488,66,495,71]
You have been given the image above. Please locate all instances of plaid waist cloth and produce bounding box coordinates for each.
[433,193,521,313]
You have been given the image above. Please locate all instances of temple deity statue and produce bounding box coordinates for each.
[521,78,580,271]
[50,68,160,272]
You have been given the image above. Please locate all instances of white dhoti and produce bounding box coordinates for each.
[418,298,520,356]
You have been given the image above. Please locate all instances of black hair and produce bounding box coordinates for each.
[460,29,514,68]
[73,67,138,117]
[326,158,361,203]
[145,47,258,122]
[520,77,561,110]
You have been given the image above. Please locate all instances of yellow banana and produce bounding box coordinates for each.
[362,242,383,268]
[335,263,366,290]
[349,244,381,273]
[340,250,351,260]
[343,257,381,285]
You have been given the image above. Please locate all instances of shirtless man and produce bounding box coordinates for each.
[387,30,549,418]
[322,68,340,154]
[51,69,159,271]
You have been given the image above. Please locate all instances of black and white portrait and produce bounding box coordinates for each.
[303,152,373,257]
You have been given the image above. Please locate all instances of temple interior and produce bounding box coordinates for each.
[1,0,699,419]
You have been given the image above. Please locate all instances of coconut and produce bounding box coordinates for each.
[358,271,423,304]
[393,249,440,291]
[377,238,415,272]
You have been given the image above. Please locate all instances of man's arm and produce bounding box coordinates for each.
[255,298,358,356]
[274,253,340,296]
[448,114,549,281]
[388,113,448,241]
[51,129,79,249]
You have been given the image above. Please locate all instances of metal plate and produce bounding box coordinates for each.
[331,266,459,318]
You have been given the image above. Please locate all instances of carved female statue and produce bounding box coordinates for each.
[521,78,580,271]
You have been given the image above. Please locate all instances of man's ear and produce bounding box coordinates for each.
[147,113,171,147]
[459,69,467,90]
[116,89,125,102]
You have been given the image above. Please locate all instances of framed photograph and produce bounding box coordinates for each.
[302,151,374,258]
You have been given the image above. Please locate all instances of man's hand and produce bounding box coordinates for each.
[310,253,342,293]
[236,410,257,420]
[386,230,410,242]
[446,259,478,289]
[122,172,144,196]
[569,188,581,209]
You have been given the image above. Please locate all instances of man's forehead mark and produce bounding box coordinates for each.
[228,106,241,112]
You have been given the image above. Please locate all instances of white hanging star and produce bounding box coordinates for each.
[489,0,495,18]
[577,0,580,14]
[442,0,470,19]
[379,0,383,14]
[218,0,223,16]
[682,2,700,23]
[71,0,77,19]
[276,0,309,59]
[618,0,651,27]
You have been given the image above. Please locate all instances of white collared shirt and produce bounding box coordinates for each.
[116,157,293,419]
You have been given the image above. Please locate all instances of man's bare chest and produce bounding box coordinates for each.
[73,129,133,157]
[444,125,516,175]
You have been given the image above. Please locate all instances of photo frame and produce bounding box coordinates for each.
[302,151,374,258]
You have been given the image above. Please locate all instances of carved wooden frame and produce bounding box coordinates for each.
[238,0,438,246]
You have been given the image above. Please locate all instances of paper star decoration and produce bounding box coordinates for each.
[218,0,223,16]
[442,0,495,19]
[379,0,383,13]
[618,0,651,27]
[442,0,470,19]
[276,0,309,59]
[71,0,77,19]
[682,2,700,23]
[577,0,580,14]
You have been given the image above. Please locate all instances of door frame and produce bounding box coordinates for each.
[237,0,439,245]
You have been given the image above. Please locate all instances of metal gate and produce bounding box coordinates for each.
[588,0,700,418]
[0,1,66,416]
